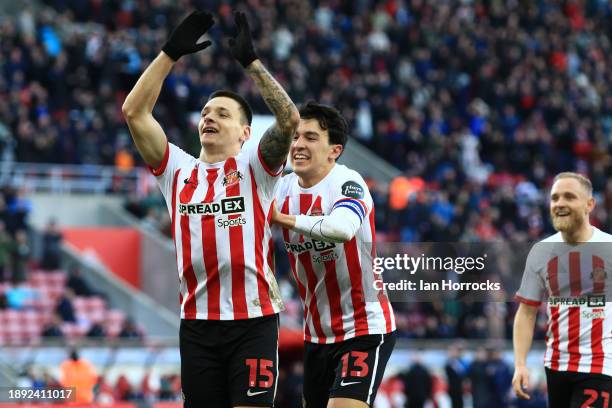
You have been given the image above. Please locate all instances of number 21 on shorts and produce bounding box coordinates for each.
[582,389,610,408]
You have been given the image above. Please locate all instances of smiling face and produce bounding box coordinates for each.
[549,177,595,234]
[198,96,250,154]
[290,118,343,185]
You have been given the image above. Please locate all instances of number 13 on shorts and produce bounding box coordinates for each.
[245,358,274,388]
[341,351,369,378]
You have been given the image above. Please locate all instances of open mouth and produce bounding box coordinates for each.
[292,153,309,163]
[202,126,218,136]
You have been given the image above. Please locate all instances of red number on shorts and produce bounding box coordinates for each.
[351,351,369,377]
[603,391,610,408]
[340,351,369,378]
[245,359,258,387]
[245,358,274,388]
[582,389,604,408]
[259,359,274,388]
[341,353,349,377]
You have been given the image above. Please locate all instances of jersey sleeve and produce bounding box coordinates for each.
[148,142,195,199]
[330,170,373,226]
[248,142,285,199]
[515,243,547,306]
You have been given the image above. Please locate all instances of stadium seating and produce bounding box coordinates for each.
[0,268,127,345]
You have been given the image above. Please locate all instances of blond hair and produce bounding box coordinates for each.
[553,172,593,195]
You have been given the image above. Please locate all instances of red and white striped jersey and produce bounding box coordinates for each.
[275,164,396,344]
[150,142,285,320]
[516,227,612,377]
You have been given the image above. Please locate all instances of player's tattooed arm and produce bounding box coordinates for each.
[246,60,299,171]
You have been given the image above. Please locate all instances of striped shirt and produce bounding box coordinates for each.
[275,164,396,344]
[516,227,612,377]
[150,142,284,320]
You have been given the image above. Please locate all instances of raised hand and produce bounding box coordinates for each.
[228,11,258,68]
[162,11,214,61]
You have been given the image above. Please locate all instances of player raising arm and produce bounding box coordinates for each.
[122,10,299,408]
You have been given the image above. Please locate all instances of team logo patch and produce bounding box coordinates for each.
[222,170,243,186]
[341,181,364,199]
[591,267,607,283]
[310,208,324,216]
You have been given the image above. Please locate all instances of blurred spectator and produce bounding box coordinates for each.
[55,287,76,322]
[86,318,107,338]
[4,187,32,234]
[41,313,65,339]
[16,368,35,388]
[96,376,117,404]
[41,219,62,271]
[467,346,512,408]
[118,317,143,340]
[159,374,181,401]
[11,229,30,283]
[484,347,513,406]
[0,222,13,281]
[115,374,137,401]
[0,292,7,309]
[66,265,95,297]
[398,354,432,408]
[276,361,303,408]
[60,349,97,404]
[445,344,467,408]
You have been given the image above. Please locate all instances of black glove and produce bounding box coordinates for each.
[228,11,258,68]
[162,11,214,61]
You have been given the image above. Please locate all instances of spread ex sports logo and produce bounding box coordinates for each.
[179,197,245,216]
[285,240,338,263]
[285,239,335,254]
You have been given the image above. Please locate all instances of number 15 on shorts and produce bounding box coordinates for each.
[245,358,274,388]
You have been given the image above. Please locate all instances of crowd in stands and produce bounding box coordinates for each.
[3,1,611,405]
[2,0,612,243]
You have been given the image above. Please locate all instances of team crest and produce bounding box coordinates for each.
[222,170,243,186]
[591,267,607,283]
[310,207,323,216]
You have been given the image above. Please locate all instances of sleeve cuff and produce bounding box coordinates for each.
[258,144,285,177]
[514,295,542,307]
[147,141,170,176]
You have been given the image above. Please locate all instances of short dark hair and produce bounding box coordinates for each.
[299,101,348,152]
[207,90,253,125]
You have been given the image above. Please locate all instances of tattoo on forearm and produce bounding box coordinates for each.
[259,126,292,169]
[247,62,298,169]
[246,63,296,125]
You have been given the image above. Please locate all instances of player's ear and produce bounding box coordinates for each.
[330,144,343,161]
[586,196,595,213]
[240,125,251,145]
